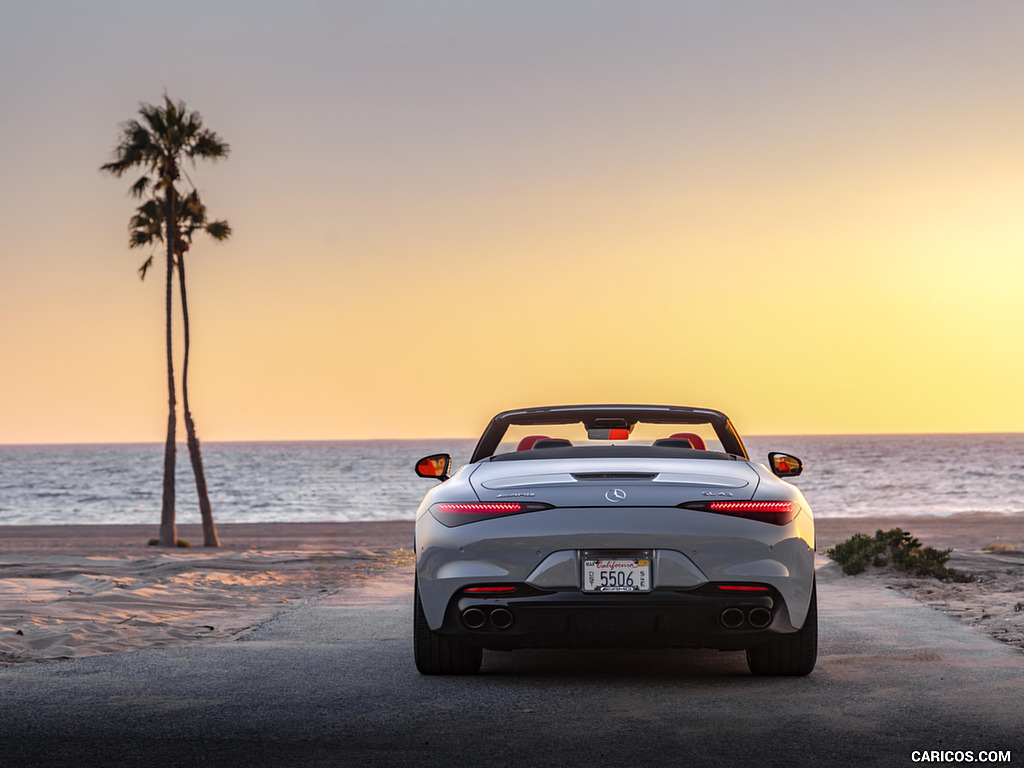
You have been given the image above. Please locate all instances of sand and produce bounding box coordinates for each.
[813,514,1024,653]
[0,522,415,664]
[1,516,1022,664]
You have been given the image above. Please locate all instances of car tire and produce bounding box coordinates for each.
[745,578,817,676]
[414,577,482,675]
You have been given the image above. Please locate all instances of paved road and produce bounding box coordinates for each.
[2,563,1022,768]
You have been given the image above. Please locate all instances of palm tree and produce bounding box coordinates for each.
[129,190,230,547]
[101,96,229,548]
[176,193,229,547]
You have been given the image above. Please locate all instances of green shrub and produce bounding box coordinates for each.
[825,532,877,575]
[825,528,971,582]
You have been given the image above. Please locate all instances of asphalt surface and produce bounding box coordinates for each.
[1,562,1022,768]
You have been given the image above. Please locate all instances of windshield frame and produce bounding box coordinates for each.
[469,404,749,463]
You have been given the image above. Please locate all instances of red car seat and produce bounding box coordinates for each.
[668,432,706,450]
[516,435,551,451]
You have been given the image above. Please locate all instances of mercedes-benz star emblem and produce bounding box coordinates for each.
[605,488,627,503]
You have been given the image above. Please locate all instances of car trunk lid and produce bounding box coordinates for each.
[469,457,759,506]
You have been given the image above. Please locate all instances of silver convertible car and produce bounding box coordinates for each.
[413,404,816,676]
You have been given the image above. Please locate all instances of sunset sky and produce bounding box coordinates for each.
[3,1,1024,444]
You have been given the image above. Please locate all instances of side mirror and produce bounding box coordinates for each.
[768,452,803,478]
[415,453,452,481]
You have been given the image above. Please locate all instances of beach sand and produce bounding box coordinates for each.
[814,514,1024,654]
[0,522,415,664]
[1,516,1022,664]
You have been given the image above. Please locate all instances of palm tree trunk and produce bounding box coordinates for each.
[177,251,219,547]
[158,188,177,548]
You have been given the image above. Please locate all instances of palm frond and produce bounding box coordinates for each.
[129,176,151,198]
[128,198,165,249]
[190,129,230,160]
[137,255,154,280]
[125,187,230,256]
[100,118,161,177]
[205,220,231,241]
[141,103,167,138]
[129,229,158,248]
[184,111,203,137]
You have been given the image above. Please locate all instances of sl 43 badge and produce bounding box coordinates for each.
[702,491,734,497]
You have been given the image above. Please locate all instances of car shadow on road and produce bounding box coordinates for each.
[477,646,755,679]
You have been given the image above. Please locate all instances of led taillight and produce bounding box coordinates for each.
[434,502,524,514]
[681,500,799,525]
[428,501,552,527]
[708,500,799,525]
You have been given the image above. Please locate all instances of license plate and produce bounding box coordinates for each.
[582,556,651,593]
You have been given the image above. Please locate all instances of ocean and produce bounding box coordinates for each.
[1,434,1022,527]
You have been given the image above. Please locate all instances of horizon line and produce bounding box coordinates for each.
[4,429,1024,448]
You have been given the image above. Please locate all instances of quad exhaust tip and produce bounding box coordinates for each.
[747,607,772,629]
[489,608,514,630]
[461,606,515,631]
[462,607,486,630]
[720,607,745,629]
[720,606,773,629]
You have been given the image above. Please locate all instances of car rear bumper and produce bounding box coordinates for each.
[415,505,816,632]
[437,583,800,651]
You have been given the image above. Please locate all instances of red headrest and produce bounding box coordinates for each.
[516,435,550,451]
[669,432,706,450]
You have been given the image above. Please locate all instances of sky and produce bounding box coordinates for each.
[2,0,1024,443]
